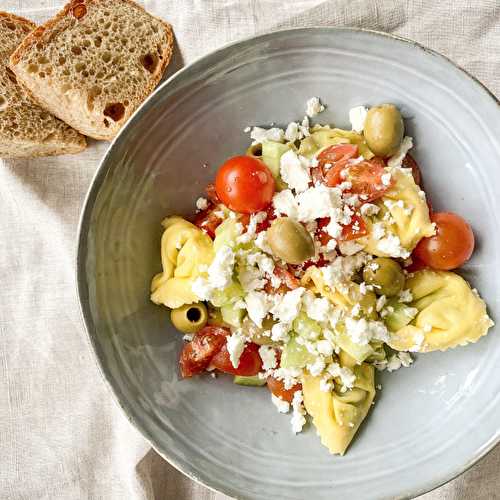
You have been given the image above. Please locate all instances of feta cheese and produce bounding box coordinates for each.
[305,97,325,118]
[381,172,392,186]
[376,295,387,312]
[387,136,413,168]
[271,322,291,342]
[377,234,410,259]
[191,276,213,301]
[290,390,307,434]
[409,331,425,352]
[299,116,310,137]
[272,394,290,413]
[320,377,333,392]
[302,291,331,322]
[238,264,266,292]
[399,289,413,303]
[254,230,273,254]
[280,150,311,193]
[345,317,389,345]
[296,184,343,222]
[349,106,368,133]
[245,291,272,327]
[226,331,246,368]
[307,356,326,376]
[237,212,267,244]
[273,189,299,219]
[360,203,380,216]
[259,345,277,370]
[338,241,364,256]
[195,197,208,211]
[386,352,414,372]
[372,222,386,241]
[208,245,235,288]
[272,367,301,389]
[271,287,305,323]
[316,339,334,356]
[285,122,300,142]
[423,324,432,333]
[250,126,285,144]
[327,362,356,390]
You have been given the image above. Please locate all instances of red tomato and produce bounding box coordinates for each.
[179,326,229,378]
[414,212,475,270]
[267,376,302,403]
[340,213,368,241]
[211,342,263,376]
[215,156,275,214]
[318,144,359,164]
[326,157,392,202]
[405,254,428,273]
[402,154,422,186]
[193,207,223,239]
[274,266,300,290]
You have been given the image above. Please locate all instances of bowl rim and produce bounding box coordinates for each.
[76,26,500,500]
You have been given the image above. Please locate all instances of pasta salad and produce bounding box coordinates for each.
[150,98,493,454]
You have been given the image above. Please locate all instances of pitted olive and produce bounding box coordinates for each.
[267,217,315,264]
[363,257,405,297]
[171,302,208,333]
[364,104,404,157]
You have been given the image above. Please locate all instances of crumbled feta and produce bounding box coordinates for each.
[319,377,333,392]
[349,106,368,133]
[327,362,356,390]
[259,345,278,370]
[321,253,369,289]
[208,245,235,288]
[284,122,300,142]
[196,197,208,211]
[338,241,364,256]
[359,282,367,295]
[250,126,285,144]
[423,324,432,333]
[302,291,332,322]
[305,97,325,118]
[307,356,326,376]
[280,150,311,193]
[291,390,307,434]
[226,331,246,368]
[381,172,392,186]
[271,322,291,342]
[345,317,389,345]
[296,184,343,222]
[245,291,272,327]
[273,189,299,219]
[191,277,213,300]
[254,231,273,254]
[386,352,414,372]
[377,234,410,259]
[399,289,413,303]
[238,262,266,292]
[237,212,267,244]
[372,222,386,240]
[387,136,413,168]
[299,116,310,137]
[271,287,305,323]
[360,203,380,216]
[409,331,425,352]
[316,339,334,356]
[271,394,290,413]
[272,367,301,389]
[351,303,361,317]
[376,295,387,312]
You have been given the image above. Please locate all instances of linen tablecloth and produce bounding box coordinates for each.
[1,1,499,499]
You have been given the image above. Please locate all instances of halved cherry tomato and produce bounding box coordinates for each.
[211,342,263,376]
[274,266,300,290]
[301,255,329,271]
[402,153,422,187]
[179,326,229,378]
[340,213,368,241]
[215,156,275,214]
[414,212,474,270]
[318,144,359,165]
[405,254,428,273]
[267,375,302,403]
[193,207,223,239]
[326,157,392,202]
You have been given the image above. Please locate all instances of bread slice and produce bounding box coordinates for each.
[0,12,86,158]
[9,0,174,141]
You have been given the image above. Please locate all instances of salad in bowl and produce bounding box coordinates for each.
[149,98,493,455]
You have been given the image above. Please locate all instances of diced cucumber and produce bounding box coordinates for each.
[210,281,244,307]
[261,141,290,190]
[214,218,239,252]
[335,326,374,364]
[293,313,321,340]
[384,301,419,332]
[233,375,267,387]
[221,303,245,328]
[281,336,315,369]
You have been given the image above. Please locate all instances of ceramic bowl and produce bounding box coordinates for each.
[77,28,500,500]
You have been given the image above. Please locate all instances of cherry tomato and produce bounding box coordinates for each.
[267,375,302,403]
[274,266,300,289]
[179,326,229,378]
[318,144,359,165]
[211,342,263,376]
[402,154,422,186]
[193,207,223,239]
[340,213,368,241]
[414,212,474,270]
[215,156,275,214]
[326,157,392,202]
[405,254,428,273]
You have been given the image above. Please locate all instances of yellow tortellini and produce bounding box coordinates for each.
[361,169,435,257]
[305,127,374,159]
[150,216,213,309]
[302,355,376,455]
[388,270,494,352]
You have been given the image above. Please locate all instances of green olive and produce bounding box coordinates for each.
[170,303,208,333]
[363,257,405,297]
[246,143,263,158]
[364,104,404,157]
[267,217,315,264]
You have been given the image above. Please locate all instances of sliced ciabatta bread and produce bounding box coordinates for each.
[0,12,86,158]
[10,0,174,141]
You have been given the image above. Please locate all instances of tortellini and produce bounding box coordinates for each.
[150,216,214,309]
[307,127,374,159]
[302,354,376,455]
[388,269,494,352]
[361,169,435,257]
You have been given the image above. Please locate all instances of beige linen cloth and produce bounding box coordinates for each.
[1,1,499,499]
